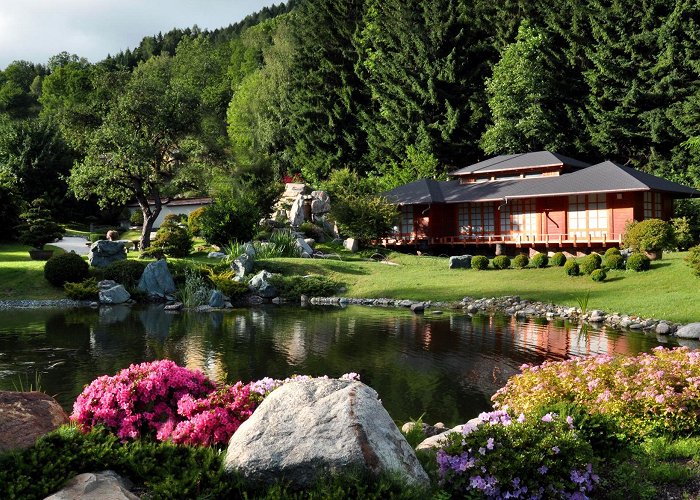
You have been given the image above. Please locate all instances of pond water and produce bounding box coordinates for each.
[0,305,675,425]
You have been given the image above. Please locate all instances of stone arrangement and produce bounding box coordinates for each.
[88,240,127,268]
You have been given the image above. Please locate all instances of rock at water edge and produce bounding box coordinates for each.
[0,391,69,452]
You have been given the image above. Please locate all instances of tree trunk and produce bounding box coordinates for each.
[137,193,162,252]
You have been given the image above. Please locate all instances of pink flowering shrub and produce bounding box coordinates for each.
[72,360,362,446]
[492,347,700,438]
[437,410,597,499]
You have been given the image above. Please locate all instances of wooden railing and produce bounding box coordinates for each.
[379,233,622,247]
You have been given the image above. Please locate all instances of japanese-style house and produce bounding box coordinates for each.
[382,151,699,253]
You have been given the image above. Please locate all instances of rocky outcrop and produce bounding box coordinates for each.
[98,280,131,305]
[88,240,126,268]
[225,378,429,488]
[248,270,278,299]
[310,190,331,215]
[0,391,69,452]
[44,470,139,500]
[137,259,176,301]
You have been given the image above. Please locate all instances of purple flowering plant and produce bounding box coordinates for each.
[492,347,700,438]
[437,411,598,499]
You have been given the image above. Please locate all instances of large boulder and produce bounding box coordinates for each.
[224,378,429,488]
[248,270,278,299]
[137,259,176,301]
[295,237,314,258]
[88,240,126,268]
[344,238,359,253]
[0,391,69,452]
[310,190,331,215]
[98,280,131,305]
[209,290,225,308]
[449,255,472,269]
[289,194,306,227]
[232,253,254,280]
[44,470,139,500]
[676,322,700,340]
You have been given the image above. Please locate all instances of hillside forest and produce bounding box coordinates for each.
[1,0,699,245]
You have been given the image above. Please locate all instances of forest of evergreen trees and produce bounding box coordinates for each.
[0,0,698,233]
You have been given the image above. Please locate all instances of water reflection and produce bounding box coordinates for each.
[0,305,676,425]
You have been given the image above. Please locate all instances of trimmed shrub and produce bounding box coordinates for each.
[513,254,529,269]
[551,252,566,266]
[64,278,99,300]
[672,217,694,250]
[200,189,262,246]
[530,252,548,268]
[580,253,602,275]
[17,199,64,250]
[129,210,144,226]
[604,247,621,256]
[492,255,511,269]
[622,219,675,253]
[626,252,651,272]
[267,274,341,299]
[686,245,700,277]
[564,258,579,276]
[187,207,206,237]
[471,255,489,270]
[208,272,249,299]
[44,252,89,287]
[591,269,607,282]
[603,253,625,270]
[102,260,147,290]
[150,219,193,258]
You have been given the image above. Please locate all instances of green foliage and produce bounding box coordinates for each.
[16,199,64,250]
[492,255,511,269]
[64,278,99,300]
[671,217,694,250]
[43,252,89,287]
[604,247,621,256]
[187,207,206,237]
[564,258,580,276]
[591,268,607,282]
[254,229,299,258]
[206,270,249,299]
[150,219,192,258]
[603,253,626,271]
[512,254,529,269]
[129,210,143,226]
[299,221,322,240]
[623,219,676,253]
[267,274,341,300]
[627,253,651,272]
[530,252,548,268]
[177,266,211,308]
[471,255,489,270]
[685,245,700,277]
[331,194,395,245]
[102,260,147,290]
[200,187,262,247]
[551,252,566,266]
[580,253,602,275]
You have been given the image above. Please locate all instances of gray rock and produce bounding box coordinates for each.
[310,190,331,214]
[243,242,256,258]
[164,302,183,311]
[209,290,225,308]
[88,240,126,268]
[655,322,671,335]
[137,260,176,301]
[248,270,278,299]
[676,322,700,340]
[225,378,429,488]
[415,423,466,451]
[247,295,264,305]
[289,194,305,226]
[44,470,139,500]
[344,238,359,253]
[207,251,226,259]
[410,302,425,314]
[449,255,472,269]
[98,284,131,305]
[589,310,606,322]
[232,253,254,279]
[295,237,314,257]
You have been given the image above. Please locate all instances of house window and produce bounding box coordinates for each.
[400,206,413,236]
[643,192,662,219]
[500,199,536,240]
[457,203,495,237]
[568,194,608,238]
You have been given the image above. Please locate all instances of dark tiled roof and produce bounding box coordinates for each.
[449,151,590,176]
[384,161,700,204]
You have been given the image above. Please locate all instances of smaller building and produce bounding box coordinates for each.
[126,197,212,229]
[383,151,699,253]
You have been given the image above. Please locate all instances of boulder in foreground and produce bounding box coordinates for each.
[0,391,68,452]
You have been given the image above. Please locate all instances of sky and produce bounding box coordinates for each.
[0,0,279,69]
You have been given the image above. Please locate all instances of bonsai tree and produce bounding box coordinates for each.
[16,198,63,250]
[622,219,675,259]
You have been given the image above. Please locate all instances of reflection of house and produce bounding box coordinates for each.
[383,151,699,252]
[126,197,212,229]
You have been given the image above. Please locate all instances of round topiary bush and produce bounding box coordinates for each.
[622,219,675,255]
[187,207,206,237]
[626,253,651,272]
[603,253,625,271]
[44,252,89,287]
[686,245,700,277]
[551,252,566,266]
[591,268,607,282]
[102,260,147,290]
[150,219,193,258]
[471,255,489,270]
[564,258,580,276]
[513,254,529,269]
[492,255,511,270]
[530,252,548,268]
[604,247,621,256]
[580,253,602,275]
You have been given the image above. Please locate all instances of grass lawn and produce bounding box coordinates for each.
[0,244,67,300]
[260,250,699,323]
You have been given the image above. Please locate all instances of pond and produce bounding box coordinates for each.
[0,305,675,425]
